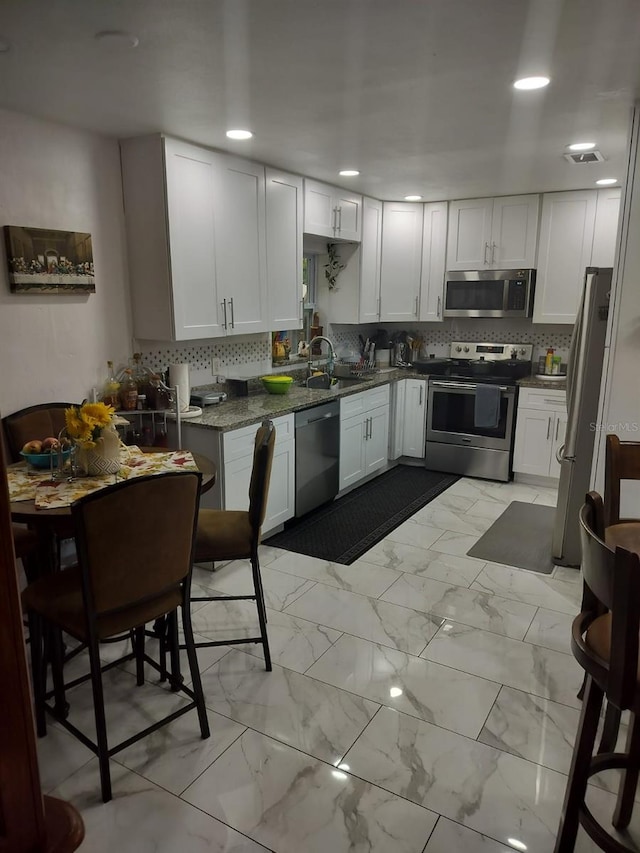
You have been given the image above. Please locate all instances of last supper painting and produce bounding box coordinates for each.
[4,225,95,293]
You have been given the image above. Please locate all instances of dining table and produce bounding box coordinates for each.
[9,446,216,573]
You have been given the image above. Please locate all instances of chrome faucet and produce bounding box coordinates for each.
[307,335,337,378]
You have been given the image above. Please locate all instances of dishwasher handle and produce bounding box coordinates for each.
[307,412,336,424]
[295,402,340,429]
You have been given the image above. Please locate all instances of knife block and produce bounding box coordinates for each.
[310,325,323,354]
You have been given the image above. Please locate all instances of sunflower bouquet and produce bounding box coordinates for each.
[65,401,115,449]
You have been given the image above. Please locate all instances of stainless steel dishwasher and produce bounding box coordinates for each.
[295,400,340,517]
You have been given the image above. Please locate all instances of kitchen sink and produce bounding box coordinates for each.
[301,374,366,391]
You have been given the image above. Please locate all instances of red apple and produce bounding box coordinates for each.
[41,437,60,452]
[22,439,43,454]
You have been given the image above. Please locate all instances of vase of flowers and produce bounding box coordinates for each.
[65,402,123,476]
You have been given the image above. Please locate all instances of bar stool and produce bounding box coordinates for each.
[555,491,640,852]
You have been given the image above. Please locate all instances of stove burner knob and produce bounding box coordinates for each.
[463,346,470,352]
[455,345,462,352]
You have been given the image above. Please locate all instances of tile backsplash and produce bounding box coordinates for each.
[135,319,573,387]
[330,320,573,366]
[136,334,272,387]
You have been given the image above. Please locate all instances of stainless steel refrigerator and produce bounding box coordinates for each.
[552,266,613,567]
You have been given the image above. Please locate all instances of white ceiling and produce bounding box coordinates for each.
[1,0,640,201]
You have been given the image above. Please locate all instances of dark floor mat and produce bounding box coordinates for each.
[264,466,459,565]
[467,500,556,574]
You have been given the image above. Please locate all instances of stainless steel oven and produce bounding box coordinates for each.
[443,269,535,318]
[426,379,517,482]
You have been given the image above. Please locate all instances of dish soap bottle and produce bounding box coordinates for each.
[544,347,555,375]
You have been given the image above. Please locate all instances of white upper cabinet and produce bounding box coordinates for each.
[447,195,539,270]
[380,202,424,322]
[490,195,540,268]
[121,135,270,341]
[358,196,383,323]
[266,169,303,331]
[304,179,362,241]
[211,153,267,335]
[591,187,621,268]
[533,191,598,324]
[121,135,223,341]
[419,201,448,322]
[447,198,493,269]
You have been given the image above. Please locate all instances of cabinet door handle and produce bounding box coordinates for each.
[332,207,339,234]
[491,242,497,264]
[419,385,423,406]
[337,206,342,233]
[363,418,368,440]
[414,296,418,316]
[484,242,490,264]
[377,296,381,318]
[547,416,552,440]
[299,298,304,323]
[555,418,560,441]
[221,299,228,330]
[229,297,235,328]
[437,295,441,317]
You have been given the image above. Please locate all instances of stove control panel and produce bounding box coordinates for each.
[450,341,533,362]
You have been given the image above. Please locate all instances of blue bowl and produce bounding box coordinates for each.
[20,448,72,469]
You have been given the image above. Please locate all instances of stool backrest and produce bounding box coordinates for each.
[3,403,74,462]
[248,420,276,533]
[605,433,640,527]
[72,471,201,618]
[579,491,640,709]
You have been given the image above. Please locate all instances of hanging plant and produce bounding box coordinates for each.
[324,243,346,290]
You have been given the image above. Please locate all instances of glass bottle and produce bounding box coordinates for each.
[132,352,153,403]
[101,360,121,409]
[119,368,139,411]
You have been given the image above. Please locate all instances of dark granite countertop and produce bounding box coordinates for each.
[517,375,567,390]
[181,368,567,433]
[185,368,411,432]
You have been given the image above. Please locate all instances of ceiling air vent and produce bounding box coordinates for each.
[564,150,605,164]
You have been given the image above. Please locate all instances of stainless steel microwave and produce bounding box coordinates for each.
[443,269,536,318]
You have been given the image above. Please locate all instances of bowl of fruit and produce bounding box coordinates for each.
[20,437,73,469]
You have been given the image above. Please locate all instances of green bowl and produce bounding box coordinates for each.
[261,375,294,395]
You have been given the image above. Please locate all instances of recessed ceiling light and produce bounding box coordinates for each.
[404,195,422,201]
[569,142,596,151]
[94,30,139,48]
[596,178,618,185]
[339,170,359,177]
[226,129,253,140]
[513,76,550,90]
[0,37,10,53]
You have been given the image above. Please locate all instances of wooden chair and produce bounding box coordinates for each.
[604,433,640,552]
[2,402,74,462]
[21,471,209,803]
[188,419,275,671]
[554,491,640,852]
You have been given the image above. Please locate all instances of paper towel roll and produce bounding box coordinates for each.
[168,363,190,412]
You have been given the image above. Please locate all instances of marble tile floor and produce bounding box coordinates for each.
[36,476,640,852]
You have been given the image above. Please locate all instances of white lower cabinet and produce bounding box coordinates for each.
[217,414,295,534]
[402,379,427,458]
[389,380,407,460]
[513,389,567,479]
[181,413,295,534]
[339,385,390,491]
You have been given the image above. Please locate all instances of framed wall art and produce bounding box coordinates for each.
[4,225,95,293]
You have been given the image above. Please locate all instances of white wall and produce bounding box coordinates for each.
[0,108,132,416]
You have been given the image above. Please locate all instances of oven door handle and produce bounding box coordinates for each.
[430,380,513,393]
